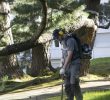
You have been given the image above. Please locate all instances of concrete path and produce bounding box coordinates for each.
[0,80,110,100]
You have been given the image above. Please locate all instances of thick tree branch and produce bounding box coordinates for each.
[0,12,8,15]
[0,0,47,56]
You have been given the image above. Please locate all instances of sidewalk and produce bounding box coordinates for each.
[0,80,110,100]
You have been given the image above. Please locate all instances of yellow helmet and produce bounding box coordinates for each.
[59,30,64,35]
[53,28,65,39]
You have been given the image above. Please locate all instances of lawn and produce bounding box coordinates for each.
[47,90,110,100]
[90,57,110,76]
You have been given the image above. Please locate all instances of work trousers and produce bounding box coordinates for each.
[64,63,83,100]
[65,78,83,100]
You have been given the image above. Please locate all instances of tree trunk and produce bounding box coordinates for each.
[0,1,23,78]
[27,44,49,76]
[79,0,100,76]
[85,0,100,12]
[78,26,96,76]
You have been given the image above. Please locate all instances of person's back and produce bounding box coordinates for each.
[63,36,80,64]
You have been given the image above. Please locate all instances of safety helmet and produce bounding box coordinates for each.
[52,28,64,40]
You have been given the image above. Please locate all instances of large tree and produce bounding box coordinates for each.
[0,0,47,56]
[0,0,23,78]
[12,0,53,76]
[0,0,47,78]
[0,0,110,77]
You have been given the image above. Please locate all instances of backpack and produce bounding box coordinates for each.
[64,35,92,59]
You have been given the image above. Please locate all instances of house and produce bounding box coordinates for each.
[48,41,62,69]
[49,28,110,68]
[92,28,110,58]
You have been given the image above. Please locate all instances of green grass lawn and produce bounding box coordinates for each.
[90,57,110,76]
[84,91,110,100]
[47,90,110,100]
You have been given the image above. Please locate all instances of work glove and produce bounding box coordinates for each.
[60,68,65,75]
[60,68,66,80]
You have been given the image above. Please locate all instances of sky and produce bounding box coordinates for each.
[100,0,109,4]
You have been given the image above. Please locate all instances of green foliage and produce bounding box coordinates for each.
[47,0,63,8]
[0,35,11,46]
[12,0,42,43]
[53,5,88,29]
[62,7,86,26]
[0,76,8,91]
[37,69,53,77]
[12,0,87,43]
[47,0,82,10]
[14,3,41,15]
[100,2,110,18]
[51,69,60,80]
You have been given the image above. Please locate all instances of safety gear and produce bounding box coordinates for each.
[60,68,65,75]
[52,29,64,40]
[64,35,92,59]
[59,31,64,35]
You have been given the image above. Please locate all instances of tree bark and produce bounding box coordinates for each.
[27,34,56,76]
[85,0,100,12]
[78,0,100,76]
[0,1,23,78]
[70,19,97,76]
[27,44,48,76]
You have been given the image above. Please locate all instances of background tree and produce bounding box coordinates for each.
[12,0,52,76]
[99,0,110,29]
[0,0,47,56]
[0,0,47,78]
[0,0,23,78]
